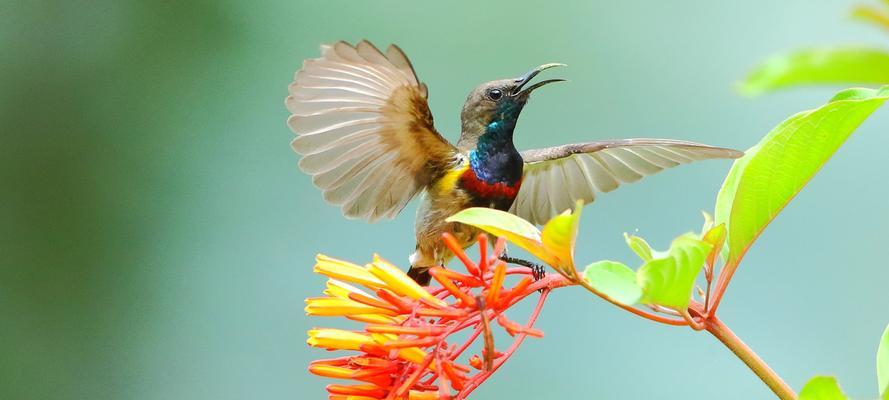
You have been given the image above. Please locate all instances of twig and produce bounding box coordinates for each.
[706,316,798,400]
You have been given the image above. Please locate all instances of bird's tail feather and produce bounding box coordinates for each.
[406,266,432,286]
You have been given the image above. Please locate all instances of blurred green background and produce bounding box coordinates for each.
[3,1,888,399]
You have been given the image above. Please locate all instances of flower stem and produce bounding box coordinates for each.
[456,289,550,399]
[705,316,797,400]
[576,280,689,326]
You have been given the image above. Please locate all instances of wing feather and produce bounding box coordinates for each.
[298,137,381,174]
[564,157,593,207]
[287,41,456,222]
[511,139,742,225]
[586,153,620,192]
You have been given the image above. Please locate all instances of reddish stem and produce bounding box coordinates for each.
[450,326,484,361]
[448,273,570,361]
[576,279,688,326]
[455,289,551,399]
[705,316,797,400]
[708,259,739,316]
[392,353,436,399]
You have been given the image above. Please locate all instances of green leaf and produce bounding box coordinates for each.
[540,201,583,271]
[582,260,642,305]
[800,376,847,400]
[447,207,540,241]
[446,208,553,265]
[624,233,654,262]
[699,210,715,237]
[701,223,726,268]
[637,233,712,310]
[739,48,889,96]
[879,323,889,399]
[715,86,889,268]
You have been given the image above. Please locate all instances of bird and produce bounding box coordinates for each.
[285,40,742,285]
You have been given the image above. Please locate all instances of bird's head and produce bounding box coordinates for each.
[460,63,565,143]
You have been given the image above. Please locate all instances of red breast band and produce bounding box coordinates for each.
[459,168,522,199]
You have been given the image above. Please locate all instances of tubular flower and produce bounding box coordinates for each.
[306,234,564,399]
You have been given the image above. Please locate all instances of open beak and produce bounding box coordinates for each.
[512,63,566,96]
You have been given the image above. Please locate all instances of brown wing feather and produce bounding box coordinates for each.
[511,139,743,225]
[286,41,456,222]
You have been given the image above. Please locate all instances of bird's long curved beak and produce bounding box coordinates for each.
[512,63,566,96]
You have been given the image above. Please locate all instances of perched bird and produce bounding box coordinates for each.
[286,40,742,285]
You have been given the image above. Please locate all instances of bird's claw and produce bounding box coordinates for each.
[498,254,546,283]
[530,264,546,281]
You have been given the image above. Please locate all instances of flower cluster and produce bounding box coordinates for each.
[305,234,557,399]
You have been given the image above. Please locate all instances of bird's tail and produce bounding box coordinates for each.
[406,266,432,286]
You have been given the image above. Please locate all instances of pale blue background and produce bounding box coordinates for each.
[3,1,888,399]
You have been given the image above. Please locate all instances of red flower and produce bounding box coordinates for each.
[306,234,560,399]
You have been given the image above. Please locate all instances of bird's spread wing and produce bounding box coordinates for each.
[510,139,743,225]
[287,41,456,222]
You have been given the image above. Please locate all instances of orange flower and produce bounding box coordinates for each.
[305,234,559,399]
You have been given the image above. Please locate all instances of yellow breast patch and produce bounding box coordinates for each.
[433,159,470,196]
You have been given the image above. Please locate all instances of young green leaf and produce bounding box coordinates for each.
[624,233,654,262]
[446,208,552,265]
[701,223,726,269]
[540,201,583,271]
[715,87,889,269]
[582,260,642,305]
[637,233,712,310]
[699,210,715,237]
[799,376,847,400]
[739,48,889,96]
[447,207,540,241]
[878,323,889,399]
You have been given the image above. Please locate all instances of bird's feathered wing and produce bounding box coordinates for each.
[510,139,743,225]
[286,41,456,222]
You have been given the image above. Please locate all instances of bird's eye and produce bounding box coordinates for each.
[487,88,503,101]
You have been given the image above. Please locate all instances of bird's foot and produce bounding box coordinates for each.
[530,264,546,282]
[498,255,546,282]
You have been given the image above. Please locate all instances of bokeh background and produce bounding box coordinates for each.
[3,0,888,399]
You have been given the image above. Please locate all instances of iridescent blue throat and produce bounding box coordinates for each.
[467,102,524,185]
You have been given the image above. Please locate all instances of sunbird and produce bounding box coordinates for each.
[286,40,742,285]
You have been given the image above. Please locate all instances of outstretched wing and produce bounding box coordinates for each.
[286,41,456,222]
[510,139,743,225]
